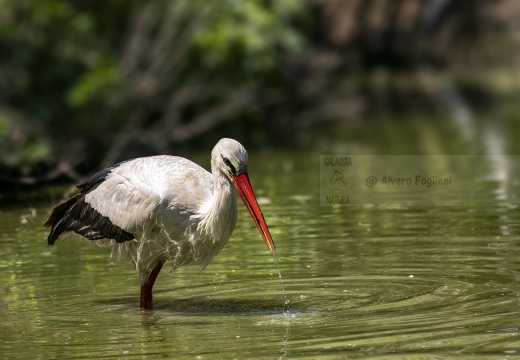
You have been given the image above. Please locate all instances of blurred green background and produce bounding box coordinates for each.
[1,0,519,188]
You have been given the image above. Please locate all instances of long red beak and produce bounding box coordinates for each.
[232,172,275,253]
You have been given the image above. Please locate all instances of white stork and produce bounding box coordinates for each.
[44,138,275,310]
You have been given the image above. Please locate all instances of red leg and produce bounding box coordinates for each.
[140,260,164,310]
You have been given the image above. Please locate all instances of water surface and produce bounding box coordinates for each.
[1,134,520,359]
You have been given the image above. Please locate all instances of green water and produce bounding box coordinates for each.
[1,121,520,359]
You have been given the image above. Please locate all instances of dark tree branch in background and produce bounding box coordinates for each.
[169,87,256,143]
[101,1,257,167]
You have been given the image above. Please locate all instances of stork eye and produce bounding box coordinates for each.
[222,157,236,174]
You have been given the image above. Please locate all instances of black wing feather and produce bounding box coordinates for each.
[77,159,132,192]
[44,160,135,245]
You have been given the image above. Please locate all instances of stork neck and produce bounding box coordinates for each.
[201,168,237,237]
[212,170,237,215]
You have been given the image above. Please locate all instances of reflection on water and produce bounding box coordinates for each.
[1,120,520,359]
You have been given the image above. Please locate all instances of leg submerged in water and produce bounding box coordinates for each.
[140,260,164,310]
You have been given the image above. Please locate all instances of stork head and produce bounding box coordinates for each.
[212,138,248,180]
[211,138,275,253]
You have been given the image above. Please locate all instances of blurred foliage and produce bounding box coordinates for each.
[0,0,130,173]
[193,0,305,75]
[0,0,307,184]
[0,0,517,187]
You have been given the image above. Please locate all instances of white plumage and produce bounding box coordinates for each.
[45,138,275,309]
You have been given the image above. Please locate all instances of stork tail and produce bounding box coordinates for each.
[44,194,82,244]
